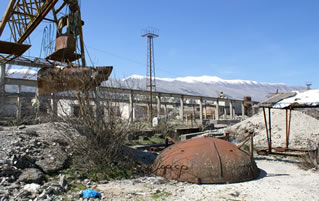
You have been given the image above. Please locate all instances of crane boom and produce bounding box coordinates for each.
[0,0,112,95]
[0,0,59,43]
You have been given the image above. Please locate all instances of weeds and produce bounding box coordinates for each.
[56,87,150,181]
[151,192,171,200]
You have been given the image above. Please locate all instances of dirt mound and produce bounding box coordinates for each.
[226,109,319,149]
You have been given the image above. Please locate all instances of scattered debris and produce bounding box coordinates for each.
[82,188,102,199]
[23,183,41,194]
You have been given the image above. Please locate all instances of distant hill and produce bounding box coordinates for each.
[6,69,305,101]
[117,75,306,102]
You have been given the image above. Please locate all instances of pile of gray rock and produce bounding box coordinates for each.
[0,123,78,200]
[0,122,158,200]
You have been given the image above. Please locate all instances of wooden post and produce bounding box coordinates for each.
[263,107,270,152]
[268,108,272,152]
[215,99,219,120]
[179,95,184,121]
[287,108,292,148]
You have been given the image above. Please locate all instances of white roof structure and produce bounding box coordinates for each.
[273,90,319,109]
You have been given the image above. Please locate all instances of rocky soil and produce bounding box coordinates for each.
[0,122,156,201]
[96,156,319,201]
[0,123,81,200]
[0,113,319,200]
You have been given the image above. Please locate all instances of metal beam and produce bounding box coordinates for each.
[17,0,59,43]
[0,0,17,36]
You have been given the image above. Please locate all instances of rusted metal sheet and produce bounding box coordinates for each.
[37,66,112,95]
[46,34,80,62]
[46,49,81,62]
[55,35,76,52]
[152,137,259,184]
[0,40,31,56]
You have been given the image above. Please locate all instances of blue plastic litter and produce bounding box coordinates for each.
[82,189,102,198]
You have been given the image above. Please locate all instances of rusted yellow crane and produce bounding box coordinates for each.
[0,0,112,95]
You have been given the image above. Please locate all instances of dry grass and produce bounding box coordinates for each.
[56,88,144,180]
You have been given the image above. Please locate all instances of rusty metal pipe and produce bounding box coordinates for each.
[285,109,292,149]
[262,108,270,152]
[268,108,272,152]
[287,108,292,149]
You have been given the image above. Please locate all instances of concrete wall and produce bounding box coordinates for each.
[2,77,257,125]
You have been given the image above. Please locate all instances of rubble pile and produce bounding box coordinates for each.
[226,109,319,149]
[0,123,81,200]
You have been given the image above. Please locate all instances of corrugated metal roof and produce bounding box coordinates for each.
[273,90,319,109]
[258,92,297,108]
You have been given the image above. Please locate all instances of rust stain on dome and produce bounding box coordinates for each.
[152,137,259,184]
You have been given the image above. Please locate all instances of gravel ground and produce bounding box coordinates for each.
[1,116,318,200]
[95,155,319,201]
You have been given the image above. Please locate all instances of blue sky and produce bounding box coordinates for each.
[1,0,319,88]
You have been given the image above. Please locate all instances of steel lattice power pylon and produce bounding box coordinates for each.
[142,27,159,126]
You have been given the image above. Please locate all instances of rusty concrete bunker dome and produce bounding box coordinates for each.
[152,137,259,184]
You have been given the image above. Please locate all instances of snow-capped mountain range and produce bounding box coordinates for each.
[120,75,305,101]
[6,69,305,101]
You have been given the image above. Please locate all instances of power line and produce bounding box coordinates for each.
[86,45,144,66]
[86,45,182,78]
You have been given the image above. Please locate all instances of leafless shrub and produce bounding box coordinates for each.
[55,85,141,178]
[154,117,180,139]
